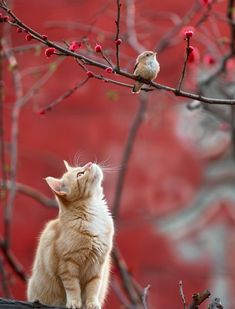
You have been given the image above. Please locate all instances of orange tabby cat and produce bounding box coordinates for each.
[27,161,114,309]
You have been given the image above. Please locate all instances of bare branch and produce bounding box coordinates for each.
[100,49,114,68]
[3,42,62,248]
[179,281,187,309]
[156,2,200,53]
[125,0,146,53]
[112,93,148,219]
[112,246,141,306]
[177,35,191,92]
[142,285,150,309]
[0,239,28,282]
[2,37,23,249]
[0,257,11,298]
[115,0,121,70]
[0,298,64,309]
[39,77,90,114]
[111,279,134,309]
[0,180,57,208]
[0,13,8,239]
[189,290,211,309]
[3,1,235,104]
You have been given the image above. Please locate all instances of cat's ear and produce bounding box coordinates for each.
[45,177,67,196]
[63,160,72,172]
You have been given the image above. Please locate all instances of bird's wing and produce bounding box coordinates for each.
[133,61,139,74]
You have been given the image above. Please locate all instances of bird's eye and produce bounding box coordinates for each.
[146,54,149,57]
[77,171,85,177]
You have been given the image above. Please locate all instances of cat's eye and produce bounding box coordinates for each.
[77,171,85,177]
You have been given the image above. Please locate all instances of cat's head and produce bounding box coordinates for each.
[45,161,104,203]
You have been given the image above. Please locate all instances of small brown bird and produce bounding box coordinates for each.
[132,51,160,94]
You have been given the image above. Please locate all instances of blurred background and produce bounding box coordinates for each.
[1,0,235,308]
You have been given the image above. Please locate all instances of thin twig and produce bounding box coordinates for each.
[93,73,153,91]
[39,76,90,114]
[112,246,141,306]
[115,0,121,70]
[177,36,191,91]
[0,239,28,282]
[111,279,134,309]
[179,280,187,309]
[142,285,150,309]
[100,49,114,68]
[2,37,23,250]
[0,14,8,226]
[0,257,11,298]
[0,180,57,208]
[199,52,233,86]
[112,93,148,219]
[156,2,200,53]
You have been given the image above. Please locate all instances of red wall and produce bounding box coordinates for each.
[1,0,233,308]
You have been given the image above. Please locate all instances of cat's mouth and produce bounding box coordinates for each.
[89,163,102,183]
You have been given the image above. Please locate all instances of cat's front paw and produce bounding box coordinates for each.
[86,300,101,309]
[66,299,82,309]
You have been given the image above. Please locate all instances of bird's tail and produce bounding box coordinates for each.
[132,81,143,94]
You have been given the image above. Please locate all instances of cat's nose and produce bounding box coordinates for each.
[84,162,92,170]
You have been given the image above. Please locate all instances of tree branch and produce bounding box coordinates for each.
[0,180,57,208]
[0,298,64,309]
[189,290,211,309]
[0,240,28,282]
[115,0,121,70]
[112,93,148,219]
[39,77,90,114]
[2,2,235,105]
[179,281,187,309]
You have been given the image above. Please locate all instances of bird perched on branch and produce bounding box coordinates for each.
[132,51,160,94]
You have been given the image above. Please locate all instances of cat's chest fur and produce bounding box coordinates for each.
[58,200,113,268]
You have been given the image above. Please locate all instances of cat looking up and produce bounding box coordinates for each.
[27,161,114,309]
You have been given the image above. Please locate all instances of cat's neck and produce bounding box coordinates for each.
[57,194,106,222]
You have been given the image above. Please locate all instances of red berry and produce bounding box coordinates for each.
[86,71,94,78]
[42,34,48,40]
[69,41,82,52]
[25,34,33,41]
[204,54,216,65]
[200,0,212,5]
[115,38,122,45]
[188,46,194,54]
[184,30,194,39]
[45,47,56,58]
[105,67,113,73]
[3,16,9,22]
[38,109,45,116]
[95,44,102,52]
[16,27,23,33]
[188,47,200,64]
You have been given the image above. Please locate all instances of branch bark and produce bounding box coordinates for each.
[0,298,63,309]
[2,2,235,105]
